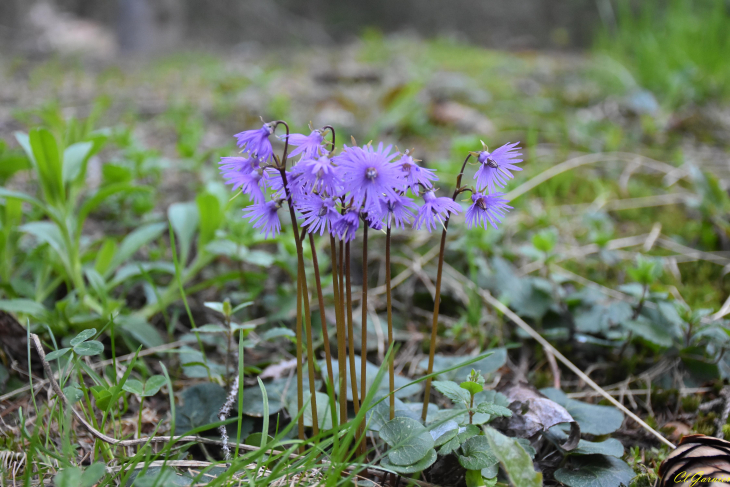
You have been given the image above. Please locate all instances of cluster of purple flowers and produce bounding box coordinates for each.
[219,122,521,240]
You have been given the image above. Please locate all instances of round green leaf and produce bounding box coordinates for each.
[380,417,434,466]
[73,340,104,356]
[143,375,167,396]
[70,329,97,347]
[123,379,145,396]
[554,455,635,487]
[45,348,71,361]
[380,448,437,475]
[458,435,499,470]
[433,381,471,405]
[460,381,483,397]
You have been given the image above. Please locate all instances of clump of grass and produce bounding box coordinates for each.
[596,0,730,106]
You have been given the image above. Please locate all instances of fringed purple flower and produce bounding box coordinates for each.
[235,122,275,163]
[336,143,400,206]
[297,195,341,236]
[474,142,523,192]
[290,155,341,196]
[414,190,461,232]
[385,194,417,229]
[396,151,437,195]
[286,130,326,160]
[221,168,268,203]
[465,192,511,230]
[219,156,259,175]
[333,209,360,242]
[242,200,282,239]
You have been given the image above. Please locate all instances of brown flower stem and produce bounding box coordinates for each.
[360,225,369,414]
[331,235,348,426]
[294,263,305,446]
[274,120,319,438]
[386,225,394,420]
[345,241,361,447]
[308,232,336,427]
[421,154,472,421]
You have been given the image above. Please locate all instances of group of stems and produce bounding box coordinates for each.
[272,121,466,455]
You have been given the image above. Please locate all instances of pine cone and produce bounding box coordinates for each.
[659,434,730,486]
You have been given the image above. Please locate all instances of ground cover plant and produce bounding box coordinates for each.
[2,5,730,485]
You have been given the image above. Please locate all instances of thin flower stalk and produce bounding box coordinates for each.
[345,241,361,449]
[386,225,395,420]
[331,236,348,425]
[360,224,369,414]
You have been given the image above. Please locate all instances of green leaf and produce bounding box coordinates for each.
[328,356,422,401]
[476,402,513,418]
[0,299,47,318]
[63,141,93,184]
[54,466,83,487]
[29,128,64,205]
[484,427,542,487]
[63,385,83,404]
[123,379,145,396]
[554,455,635,487]
[241,379,286,417]
[418,350,504,381]
[90,385,112,410]
[624,318,674,348]
[79,462,106,487]
[117,315,164,349]
[109,222,167,272]
[260,328,296,341]
[143,375,167,396]
[380,417,434,466]
[73,340,104,357]
[367,397,422,432]
[303,391,339,430]
[461,381,483,397]
[380,448,437,475]
[70,328,97,346]
[573,439,625,458]
[439,424,481,455]
[459,435,499,470]
[541,388,624,436]
[433,381,471,405]
[174,382,226,434]
[429,419,459,446]
[45,348,71,361]
[196,193,222,247]
[19,221,71,270]
[169,201,200,265]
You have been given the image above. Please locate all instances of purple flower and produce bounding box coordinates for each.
[332,208,360,242]
[396,151,437,195]
[235,123,275,163]
[221,168,268,203]
[384,194,417,229]
[297,195,341,236]
[413,190,461,232]
[290,155,341,196]
[336,143,400,206]
[286,130,325,160]
[474,142,523,192]
[242,200,282,239]
[465,192,511,230]
[219,156,259,175]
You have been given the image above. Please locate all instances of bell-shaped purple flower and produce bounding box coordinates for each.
[414,190,461,232]
[465,192,511,230]
[474,142,523,192]
[333,208,360,242]
[336,143,400,206]
[235,122,275,163]
[285,130,326,160]
[221,168,268,203]
[219,156,259,176]
[396,152,437,195]
[297,195,341,236]
[242,199,282,239]
[290,155,341,196]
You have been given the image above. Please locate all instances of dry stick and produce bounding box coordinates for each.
[308,233,335,412]
[476,292,676,449]
[421,154,471,421]
[385,226,395,421]
[331,236,348,425]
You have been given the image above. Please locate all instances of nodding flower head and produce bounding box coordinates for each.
[396,151,437,195]
[474,142,522,192]
[235,122,275,163]
[221,167,268,204]
[465,192,511,230]
[413,190,462,233]
[368,194,417,229]
[285,130,326,160]
[219,155,259,175]
[335,142,400,207]
[297,195,341,236]
[291,155,341,196]
[242,199,282,239]
[332,208,360,242]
